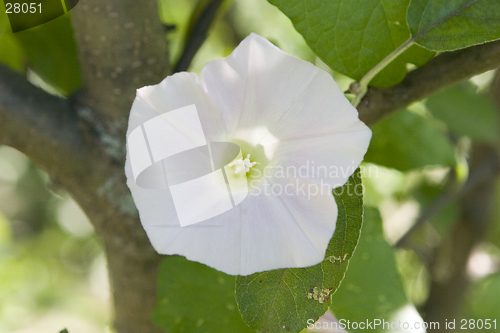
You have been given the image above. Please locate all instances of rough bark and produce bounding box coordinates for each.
[71,0,169,128]
[68,1,170,332]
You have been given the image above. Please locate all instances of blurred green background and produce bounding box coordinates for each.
[1,0,500,332]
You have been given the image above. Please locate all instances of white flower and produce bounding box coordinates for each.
[125,33,371,276]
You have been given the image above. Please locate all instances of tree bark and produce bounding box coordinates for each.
[71,0,169,127]
[67,1,170,332]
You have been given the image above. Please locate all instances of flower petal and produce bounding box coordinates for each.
[201,33,370,146]
[141,174,337,276]
[135,72,228,142]
[125,72,231,229]
[266,128,372,189]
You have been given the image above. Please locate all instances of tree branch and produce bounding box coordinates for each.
[0,63,88,181]
[0,63,163,333]
[358,40,500,125]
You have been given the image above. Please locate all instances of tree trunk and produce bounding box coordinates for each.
[69,0,170,332]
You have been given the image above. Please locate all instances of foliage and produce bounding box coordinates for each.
[0,8,25,71]
[14,13,81,95]
[408,0,500,51]
[153,256,253,333]
[0,7,81,95]
[268,0,434,87]
[426,81,500,143]
[364,108,456,171]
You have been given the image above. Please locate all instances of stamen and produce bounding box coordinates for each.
[229,154,258,174]
[228,158,242,167]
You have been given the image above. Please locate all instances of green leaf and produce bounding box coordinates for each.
[153,256,253,333]
[364,109,456,171]
[59,329,69,333]
[235,169,363,333]
[14,13,81,95]
[330,207,416,332]
[425,82,500,143]
[407,0,500,51]
[268,0,434,87]
[0,6,25,71]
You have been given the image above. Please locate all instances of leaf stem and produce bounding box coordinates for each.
[351,38,414,107]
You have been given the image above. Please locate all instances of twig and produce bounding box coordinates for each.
[174,0,224,73]
[351,38,414,107]
[0,63,86,172]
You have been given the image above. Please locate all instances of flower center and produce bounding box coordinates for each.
[229,139,270,182]
[228,154,258,174]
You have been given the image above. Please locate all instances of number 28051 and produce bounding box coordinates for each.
[6,3,41,14]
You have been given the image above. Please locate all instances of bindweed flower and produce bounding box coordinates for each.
[125,33,371,276]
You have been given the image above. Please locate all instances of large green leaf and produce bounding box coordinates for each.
[408,0,500,51]
[329,207,417,332]
[364,109,456,171]
[14,13,81,95]
[268,0,434,87]
[425,82,500,143]
[153,256,253,333]
[235,169,363,333]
